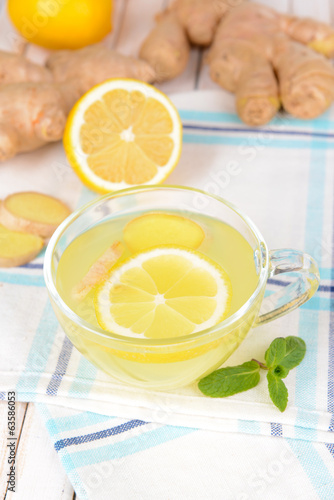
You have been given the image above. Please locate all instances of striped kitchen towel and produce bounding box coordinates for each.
[1,90,334,498]
[37,402,334,500]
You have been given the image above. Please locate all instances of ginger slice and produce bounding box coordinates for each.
[72,241,124,300]
[0,224,44,268]
[0,192,71,239]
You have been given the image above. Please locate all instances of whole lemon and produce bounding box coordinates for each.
[8,0,113,50]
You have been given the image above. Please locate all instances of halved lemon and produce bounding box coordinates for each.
[63,79,182,193]
[95,247,232,339]
[123,213,205,253]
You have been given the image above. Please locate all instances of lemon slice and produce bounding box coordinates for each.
[123,213,205,253]
[95,247,232,339]
[63,79,182,193]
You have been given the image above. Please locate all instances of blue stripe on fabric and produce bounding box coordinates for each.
[76,186,97,209]
[20,263,44,270]
[1,187,95,287]
[8,189,95,279]
[0,272,45,287]
[16,300,59,395]
[274,267,333,281]
[300,296,334,311]
[2,268,333,288]
[238,420,261,435]
[68,357,98,398]
[294,328,319,432]
[61,425,196,471]
[325,443,334,457]
[179,110,334,130]
[2,271,332,311]
[303,148,327,263]
[46,412,115,437]
[183,133,334,149]
[314,284,333,293]
[183,124,334,140]
[37,404,89,500]
[270,423,283,437]
[319,268,333,280]
[327,185,334,432]
[55,419,148,451]
[7,267,334,285]
[0,392,5,400]
[179,110,241,124]
[288,439,334,499]
[264,291,332,311]
[0,273,332,292]
[46,336,73,396]
[268,278,332,293]
[295,126,327,436]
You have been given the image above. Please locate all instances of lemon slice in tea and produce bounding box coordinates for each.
[95,247,232,339]
[63,79,182,193]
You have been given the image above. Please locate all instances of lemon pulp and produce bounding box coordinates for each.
[95,247,232,339]
[64,80,182,193]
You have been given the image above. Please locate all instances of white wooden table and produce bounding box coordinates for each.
[0,0,333,498]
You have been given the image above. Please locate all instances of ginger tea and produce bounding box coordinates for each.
[55,210,260,388]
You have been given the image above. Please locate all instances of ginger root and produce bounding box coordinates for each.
[140,1,334,125]
[46,45,156,102]
[139,11,190,82]
[0,45,156,161]
[169,0,237,46]
[273,37,334,119]
[207,2,334,125]
[207,3,281,125]
[0,82,70,161]
[0,50,52,85]
[1,2,334,161]
[282,16,334,58]
[0,192,71,238]
[72,241,124,300]
[0,223,44,268]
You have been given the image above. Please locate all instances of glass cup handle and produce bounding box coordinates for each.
[255,249,320,326]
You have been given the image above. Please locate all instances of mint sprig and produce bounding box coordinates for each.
[198,336,306,412]
[265,337,286,368]
[279,336,306,369]
[198,361,260,398]
[267,371,288,412]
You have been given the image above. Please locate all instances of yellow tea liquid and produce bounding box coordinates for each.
[56,211,260,388]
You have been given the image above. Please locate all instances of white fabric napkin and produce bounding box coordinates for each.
[0,90,333,447]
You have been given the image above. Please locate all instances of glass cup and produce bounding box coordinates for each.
[44,186,320,390]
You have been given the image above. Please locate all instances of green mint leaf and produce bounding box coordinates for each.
[198,361,260,398]
[279,336,306,369]
[267,371,288,412]
[273,365,289,379]
[265,337,286,369]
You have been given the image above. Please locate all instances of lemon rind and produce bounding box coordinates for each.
[63,79,183,193]
[94,246,232,339]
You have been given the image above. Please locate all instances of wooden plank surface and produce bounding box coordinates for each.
[291,0,332,20]
[0,401,28,499]
[0,0,333,498]
[0,1,26,53]
[0,402,75,500]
